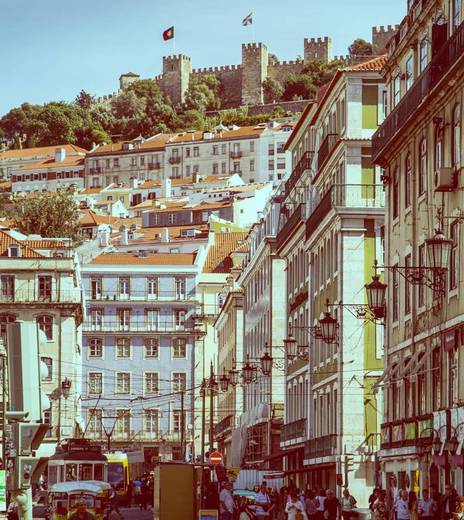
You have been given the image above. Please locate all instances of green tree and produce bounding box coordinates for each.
[263,78,284,103]
[348,38,373,57]
[75,90,94,109]
[7,188,83,245]
[282,73,317,101]
[268,53,279,66]
[185,75,222,112]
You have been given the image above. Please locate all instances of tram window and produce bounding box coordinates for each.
[48,466,58,485]
[79,464,93,481]
[66,464,78,481]
[94,464,104,481]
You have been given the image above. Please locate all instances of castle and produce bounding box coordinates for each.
[118,25,398,108]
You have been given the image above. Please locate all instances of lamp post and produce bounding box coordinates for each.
[365,261,387,320]
[318,304,338,344]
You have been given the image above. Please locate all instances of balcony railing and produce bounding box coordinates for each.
[304,434,337,459]
[276,203,303,250]
[0,288,82,304]
[214,414,234,438]
[280,418,307,443]
[83,319,198,333]
[317,134,339,171]
[148,163,161,170]
[168,156,182,164]
[306,184,385,238]
[373,19,464,160]
[381,414,433,450]
[230,151,243,159]
[87,290,196,302]
[285,151,314,196]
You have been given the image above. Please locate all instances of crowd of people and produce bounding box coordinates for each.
[218,480,464,520]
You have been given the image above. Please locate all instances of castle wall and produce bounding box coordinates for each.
[246,99,309,116]
[161,54,192,106]
[304,37,333,63]
[191,65,242,108]
[241,43,268,106]
[268,61,306,84]
[372,25,399,55]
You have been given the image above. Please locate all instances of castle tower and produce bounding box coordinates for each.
[119,72,141,91]
[372,25,399,55]
[241,43,268,106]
[160,54,192,106]
[304,37,333,64]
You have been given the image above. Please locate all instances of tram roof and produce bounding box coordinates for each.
[50,481,112,495]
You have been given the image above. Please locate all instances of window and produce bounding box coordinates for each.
[117,309,130,331]
[41,357,53,381]
[88,372,103,394]
[419,139,427,195]
[221,162,226,174]
[172,338,186,358]
[193,147,199,157]
[144,409,159,434]
[174,309,186,328]
[88,338,103,358]
[145,372,159,394]
[90,309,103,331]
[193,165,199,174]
[172,410,184,433]
[268,144,275,155]
[453,0,461,30]
[87,409,102,436]
[212,163,218,174]
[90,278,102,300]
[432,348,441,410]
[172,373,186,392]
[417,353,426,415]
[147,277,158,299]
[185,165,191,176]
[418,244,426,307]
[37,315,53,340]
[118,277,130,299]
[405,254,411,314]
[116,337,130,358]
[144,337,159,358]
[0,275,15,301]
[405,56,414,90]
[250,159,255,172]
[393,75,401,107]
[233,162,241,173]
[115,410,130,435]
[185,147,190,158]
[250,141,255,152]
[168,213,177,224]
[38,275,52,300]
[392,266,399,322]
[453,104,461,169]
[392,167,399,219]
[140,156,145,166]
[116,372,130,394]
[146,309,159,330]
[212,145,218,155]
[435,125,443,170]
[420,39,428,72]
[105,159,110,168]
[405,154,412,208]
[172,167,179,178]
[113,158,119,167]
[8,245,20,257]
[175,278,186,299]
[450,220,459,290]
[131,157,137,167]
[268,160,275,170]
[221,144,227,154]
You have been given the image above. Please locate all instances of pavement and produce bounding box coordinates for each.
[34,507,154,519]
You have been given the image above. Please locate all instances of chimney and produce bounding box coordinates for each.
[120,226,128,245]
[99,228,110,247]
[162,178,172,198]
[130,177,138,189]
[161,227,170,242]
[54,148,66,162]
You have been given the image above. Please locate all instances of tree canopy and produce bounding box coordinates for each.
[348,38,373,56]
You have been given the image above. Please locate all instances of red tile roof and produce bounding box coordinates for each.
[343,55,387,72]
[0,230,44,258]
[19,156,85,171]
[90,252,197,265]
[0,144,87,161]
[203,232,249,273]
[88,134,172,156]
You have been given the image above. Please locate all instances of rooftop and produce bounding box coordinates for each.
[0,144,87,161]
[203,232,248,273]
[89,252,197,265]
[18,156,85,171]
[0,230,44,258]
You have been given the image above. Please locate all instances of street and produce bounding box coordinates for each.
[119,507,153,519]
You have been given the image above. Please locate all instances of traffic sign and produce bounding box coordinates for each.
[209,450,223,465]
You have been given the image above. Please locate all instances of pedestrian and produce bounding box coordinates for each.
[133,478,142,508]
[372,490,388,520]
[305,490,319,520]
[256,483,273,518]
[140,479,148,511]
[396,490,410,520]
[316,489,327,520]
[442,485,458,520]
[324,490,341,520]
[126,480,132,508]
[109,485,120,515]
[285,490,307,520]
[341,489,357,520]
[388,477,399,520]
[409,491,419,520]
[453,496,464,520]
[68,499,94,520]
[107,505,124,520]
[219,482,235,520]
[370,489,380,512]
[419,489,438,520]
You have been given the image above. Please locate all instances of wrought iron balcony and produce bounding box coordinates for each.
[230,151,243,159]
[380,414,433,450]
[0,288,83,305]
[280,418,306,443]
[83,319,198,333]
[276,203,303,250]
[285,151,314,196]
[317,134,339,171]
[373,19,464,161]
[214,414,234,439]
[148,162,161,170]
[168,156,182,164]
[87,290,196,302]
[304,434,337,459]
[306,184,385,238]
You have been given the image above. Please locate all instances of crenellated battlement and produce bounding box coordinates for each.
[192,64,241,74]
[163,54,192,62]
[274,60,300,66]
[242,42,266,51]
[304,36,331,45]
[372,24,399,34]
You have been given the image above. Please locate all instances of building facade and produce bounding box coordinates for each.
[80,251,206,463]
[372,0,464,495]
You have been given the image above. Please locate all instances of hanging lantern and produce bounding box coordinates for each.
[365,274,387,319]
[283,334,298,359]
[228,367,239,386]
[219,372,230,393]
[242,359,257,384]
[260,352,273,376]
[425,229,453,271]
[433,435,442,454]
[318,308,338,344]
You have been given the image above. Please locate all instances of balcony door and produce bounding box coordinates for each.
[175,278,186,300]
[146,309,159,331]
[118,309,131,331]
[38,275,53,301]
[91,278,102,300]
[119,278,130,300]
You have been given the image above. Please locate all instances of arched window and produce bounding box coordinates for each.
[419,139,427,195]
[405,153,412,208]
[452,104,461,169]
[434,124,443,171]
[37,315,53,340]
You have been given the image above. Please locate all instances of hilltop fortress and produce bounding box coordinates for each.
[117,26,398,108]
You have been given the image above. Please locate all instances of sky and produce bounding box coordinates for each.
[1,0,406,115]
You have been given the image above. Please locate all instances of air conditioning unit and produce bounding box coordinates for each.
[434,168,456,192]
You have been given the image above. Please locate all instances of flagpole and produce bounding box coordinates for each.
[173,37,176,55]
[252,13,255,43]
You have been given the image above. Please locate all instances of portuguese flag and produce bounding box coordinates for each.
[163,26,174,41]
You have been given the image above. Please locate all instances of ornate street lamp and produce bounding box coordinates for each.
[219,372,230,393]
[425,229,453,271]
[61,378,72,399]
[228,367,239,386]
[283,334,298,359]
[242,359,257,384]
[260,352,273,377]
[318,304,338,344]
[433,435,443,455]
[365,262,387,320]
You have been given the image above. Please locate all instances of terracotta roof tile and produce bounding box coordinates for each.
[203,232,248,273]
[18,156,85,171]
[343,55,387,72]
[0,230,44,258]
[88,134,172,156]
[168,126,264,144]
[90,252,197,265]
[25,239,67,249]
[0,144,87,161]
[79,210,119,226]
